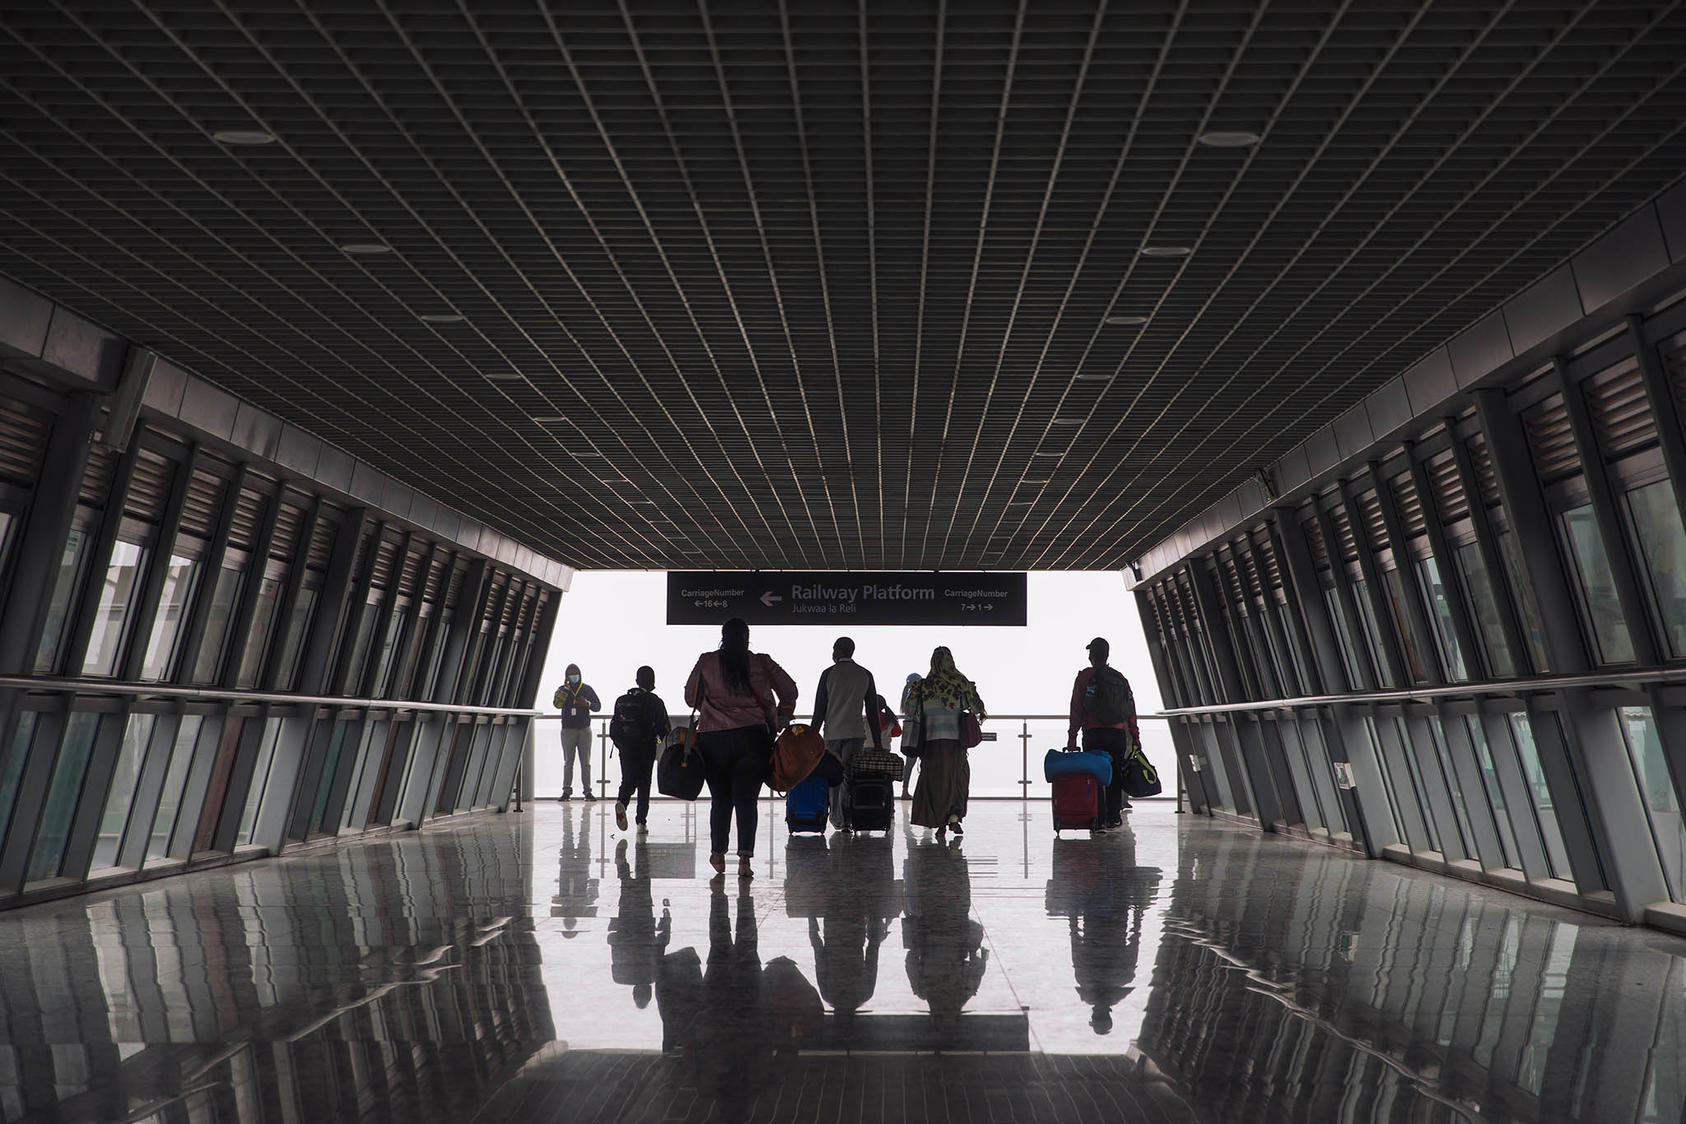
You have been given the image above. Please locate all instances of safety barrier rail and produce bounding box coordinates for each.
[532,711,1180,805]
[1154,664,1686,718]
[0,674,544,718]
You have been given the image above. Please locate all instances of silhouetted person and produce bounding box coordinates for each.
[607,837,659,1008]
[1046,828,1162,1034]
[610,665,671,833]
[810,832,899,1028]
[1066,637,1142,831]
[906,647,986,840]
[902,831,987,1035]
[551,804,598,934]
[811,636,887,831]
[685,618,798,880]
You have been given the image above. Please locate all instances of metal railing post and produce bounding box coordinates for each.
[1019,719,1032,796]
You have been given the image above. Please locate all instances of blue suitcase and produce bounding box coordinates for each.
[786,774,829,834]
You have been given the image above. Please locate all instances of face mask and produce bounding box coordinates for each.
[568,675,580,685]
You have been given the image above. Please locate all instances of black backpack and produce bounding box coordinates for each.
[609,690,657,748]
[1083,665,1135,726]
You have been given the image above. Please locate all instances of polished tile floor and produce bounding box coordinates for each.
[0,799,1682,1122]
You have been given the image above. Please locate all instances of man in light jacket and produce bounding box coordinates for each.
[555,662,601,801]
[812,637,886,832]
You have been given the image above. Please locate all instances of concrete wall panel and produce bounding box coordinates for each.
[1573,207,1670,312]
[1448,311,1514,388]
[1503,267,1584,355]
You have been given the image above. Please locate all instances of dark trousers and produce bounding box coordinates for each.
[1082,727,1132,824]
[698,726,770,857]
[617,742,657,824]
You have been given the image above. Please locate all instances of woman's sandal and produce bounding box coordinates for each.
[737,857,755,880]
[710,853,726,875]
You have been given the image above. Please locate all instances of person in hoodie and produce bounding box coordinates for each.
[810,636,887,832]
[554,663,601,801]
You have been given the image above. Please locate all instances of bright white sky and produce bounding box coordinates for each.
[534,571,1163,798]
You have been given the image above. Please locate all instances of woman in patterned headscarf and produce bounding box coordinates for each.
[906,647,986,840]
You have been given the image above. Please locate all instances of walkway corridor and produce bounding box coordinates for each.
[1,802,1681,1122]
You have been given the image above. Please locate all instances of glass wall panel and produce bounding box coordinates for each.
[1623,479,1686,658]
[237,718,285,846]
[234,575,283,688]
[369,607,408,697]
[1505,716,1574,881]
[139,555,200,681]
[343,602,383,692]
[192,563,246,682]
[1382,568,1430,683]
[1323,586,1369,687]
[1352,579,1397,687]
[81,540,150,676]
[1559,504,1635,664]
[1467,717,1522,870]
[148,716,205,861]
[1392,717,1442,854]
[1617,707,1684,901]
[308,720,351,836]
[1454,543,1517,678]
[91,714,157,870]
[273,581,319,689]
[1426,717,1477,859]
[34,525,91,673]
[1496,530,1551,673]
[0,712,39,854]
[1415,555,1468,680]
[1363,717,1410,844]
[28,712,102,881]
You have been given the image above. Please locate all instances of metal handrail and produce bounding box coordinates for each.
[0,674,543,718]
[1155,664,1686,718]
[533,709,1181,806]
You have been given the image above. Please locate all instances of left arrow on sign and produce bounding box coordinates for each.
[760,591,783,607]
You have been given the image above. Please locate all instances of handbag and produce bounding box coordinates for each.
[657,692,706,801]
[769,723,826,793]
[958,710,983,750]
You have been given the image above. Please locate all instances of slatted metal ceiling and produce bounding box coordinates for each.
[2,2,1685,571]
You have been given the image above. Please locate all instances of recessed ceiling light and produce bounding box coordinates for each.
[1051,418,1084,426]
[420,313,464,323]
[1074,372,1114,381]
[531,415,567,423]
[1007,499,1034,505]
[1140,246,1191,257]
[627,498,657,505]
[1104,315,1148,326]
[211,128,277,146]
[1197,130,1260,148]
[485,372,525,381]
[1032,450,1064,457]
[339,242,392,255]
[1022,478,1051,484]
[572,449,606,456]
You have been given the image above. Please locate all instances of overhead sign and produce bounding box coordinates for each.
[667,571,1027,626]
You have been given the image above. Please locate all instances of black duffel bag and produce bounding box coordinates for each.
[658,726,706,800]
[1121,742,1163,799]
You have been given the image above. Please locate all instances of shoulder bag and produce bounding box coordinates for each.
[657,686,707,800]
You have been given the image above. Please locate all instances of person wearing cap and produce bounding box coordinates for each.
[1066,637,1141,831]
[811,636,887,832]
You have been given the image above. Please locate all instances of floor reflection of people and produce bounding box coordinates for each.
[607,838,663,1008]
[551,804,598,934]
[655,884,825,1122]
[1047,828,1162,1034]
[902,832,987,1028]
[810,833,898,1024]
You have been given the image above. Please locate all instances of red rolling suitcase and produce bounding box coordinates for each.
[1052,772,1102,834]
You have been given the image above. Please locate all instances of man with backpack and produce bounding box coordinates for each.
[555,663,602,801]
[1065,637,1141,830]
[609,665,671,833]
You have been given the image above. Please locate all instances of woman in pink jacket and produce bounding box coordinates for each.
[685,618,798,879]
